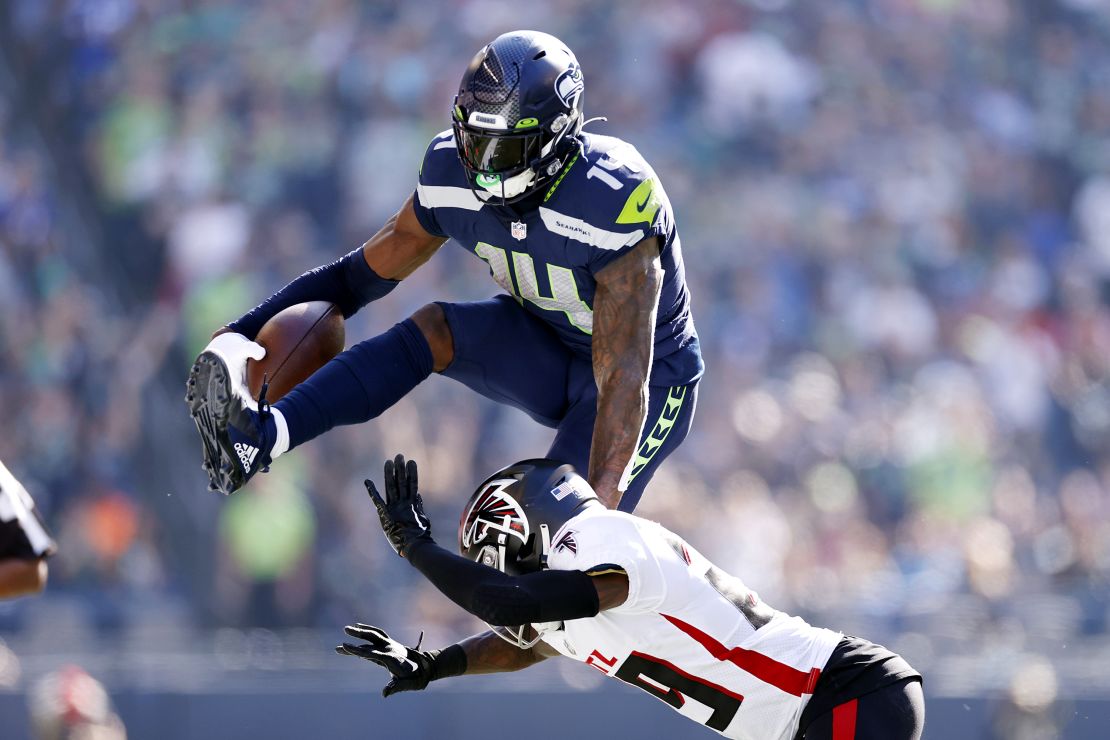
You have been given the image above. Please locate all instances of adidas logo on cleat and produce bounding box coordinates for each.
[234,442,259,470]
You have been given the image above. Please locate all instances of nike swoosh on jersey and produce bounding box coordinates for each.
[616,178,661,226]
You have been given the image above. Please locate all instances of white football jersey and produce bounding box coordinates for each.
[0,459,55,558]
[540,507,841,740]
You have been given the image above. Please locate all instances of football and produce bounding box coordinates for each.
[246,301,344,402]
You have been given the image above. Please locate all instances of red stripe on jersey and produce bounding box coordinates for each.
[661,613,822,697]
[832,699,858,739]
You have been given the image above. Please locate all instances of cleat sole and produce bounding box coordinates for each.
[186,351,246,495]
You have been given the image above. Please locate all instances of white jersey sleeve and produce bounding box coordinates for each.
[547,507,669,613]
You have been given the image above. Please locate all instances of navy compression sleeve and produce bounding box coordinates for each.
[228,248,398,339]
[407,541,600,626]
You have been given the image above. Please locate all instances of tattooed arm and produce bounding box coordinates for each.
[589,236,664,508]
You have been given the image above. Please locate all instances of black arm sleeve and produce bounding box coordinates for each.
[407,541,600,626]
[227,248,399,338]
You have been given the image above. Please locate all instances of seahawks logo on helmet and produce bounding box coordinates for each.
[460,479,530,550]
[554,64,584,107]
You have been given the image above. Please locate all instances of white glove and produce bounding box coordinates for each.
[203,332,266,405]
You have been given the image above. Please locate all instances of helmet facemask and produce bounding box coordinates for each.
[492,623,547,650]
[453,108,580,204]
[475,525,556,650]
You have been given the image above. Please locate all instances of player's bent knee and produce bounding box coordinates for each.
[411,303,454,372]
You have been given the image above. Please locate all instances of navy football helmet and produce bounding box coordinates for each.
[453,30,585,203]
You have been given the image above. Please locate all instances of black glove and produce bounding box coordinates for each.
[335,623,439,697]
[366,454,433,558]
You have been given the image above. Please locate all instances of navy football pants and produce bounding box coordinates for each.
[439,295,698,512]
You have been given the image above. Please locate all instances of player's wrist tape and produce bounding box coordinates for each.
[228,248,399,339]
[427,644,467,681]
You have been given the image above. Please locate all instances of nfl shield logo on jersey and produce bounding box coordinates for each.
[511,221,527,241]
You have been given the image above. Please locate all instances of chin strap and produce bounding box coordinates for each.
[542,145,582,202]
[580,116,608,129]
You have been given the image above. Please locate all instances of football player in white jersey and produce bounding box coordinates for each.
[0,459,56,599]
[337,456,924,740]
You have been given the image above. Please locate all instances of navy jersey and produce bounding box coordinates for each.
[411,130,703,387]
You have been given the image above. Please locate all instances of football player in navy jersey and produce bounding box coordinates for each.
[188,30,702,511]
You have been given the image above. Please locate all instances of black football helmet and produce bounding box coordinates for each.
[453,30,585,204]
[459,459,599,576]
[458,459,600,648]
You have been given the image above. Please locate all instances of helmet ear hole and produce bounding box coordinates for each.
[477,545,500,570]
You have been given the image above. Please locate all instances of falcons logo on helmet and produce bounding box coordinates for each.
[461,479,530,549]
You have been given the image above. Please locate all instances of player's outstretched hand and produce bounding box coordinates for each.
[365,454,433,558]
[336,623,436,697]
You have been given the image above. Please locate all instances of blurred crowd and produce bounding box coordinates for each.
[2,0,1110,710]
